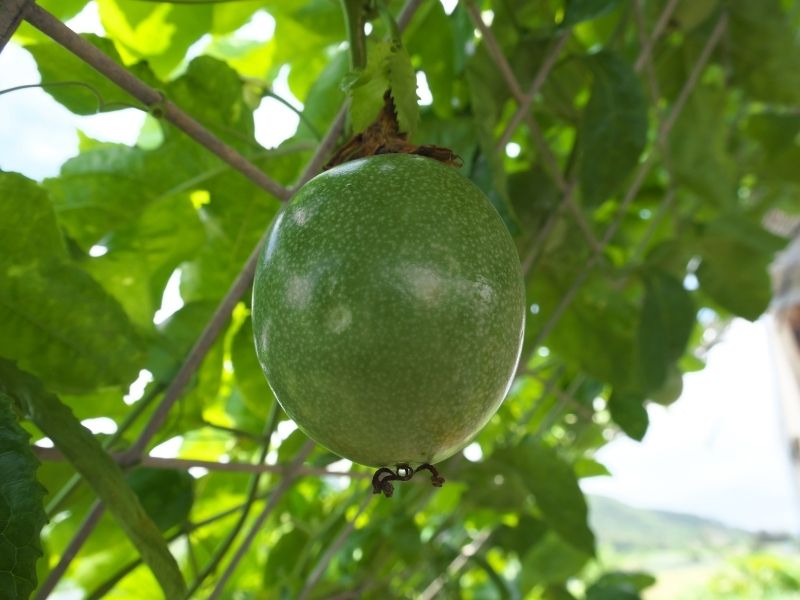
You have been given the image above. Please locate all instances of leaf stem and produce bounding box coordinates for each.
[45,382,166,518]
[87,497,259,600]
[341,0,368,70]
[262,89,323,141]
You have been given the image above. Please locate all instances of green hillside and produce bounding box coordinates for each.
[588,495,753,553]
[587,496,800,600]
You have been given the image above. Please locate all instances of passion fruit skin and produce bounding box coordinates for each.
[252,154,525,467]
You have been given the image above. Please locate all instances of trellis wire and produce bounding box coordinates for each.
[0,0,732,596]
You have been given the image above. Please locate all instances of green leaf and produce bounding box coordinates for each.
[574,457,611,478]
[165,56,256,151]
[348,41,394,132]
[520,531,591,589]
[146,301,217,382]
[298,49,349,139]
[38,0,90,20]
[83,193,206,328]
[727,0,800,105]
[179,177,282,304]
[637,271,695,390]
[535,271,638,388]
[0,361,186,598]
[0,172,66,263]
[0,263,145,393]
[672,0,719,30]
[668,86,737,206]
[210,2,263,35]
[586,571,656,600]
[464,38,520,233]
[508,167,561,234]
[562,0,621,26]
[269,3,344,101]
[406,1,455,117]
[44,142,185,250]
[126,468,194,532]
[25,35,158,115]
[696,216,784,320]
[264,526,311,586]
[745,112,800,185]
[470,152,520,235]
[0,173,145,393]
[490,515,548,556]
[347,40,419,134]
[0,394,46,600]
[386,45,420,135]
[608,390,648,440]
[97,0,213,79]
[579,51,647,205]
[496,438,595,555]
[231,316,275,421]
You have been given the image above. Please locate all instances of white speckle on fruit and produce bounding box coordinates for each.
[398,264,444,305]
[286,274,313,308]
[292,206,311,226]
[327,305,352,334]
[474,278,495,306]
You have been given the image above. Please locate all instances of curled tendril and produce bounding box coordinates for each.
[371,463,446,498]
[0,81,144,113]
[414,463,445,487]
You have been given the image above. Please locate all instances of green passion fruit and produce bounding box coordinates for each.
[252,154,525,468]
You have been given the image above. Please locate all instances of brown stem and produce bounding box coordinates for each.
[0,0,29,53]
[325,92,461,169]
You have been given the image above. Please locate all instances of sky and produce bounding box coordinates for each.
[2,2,798,536]
[582,317,800,534]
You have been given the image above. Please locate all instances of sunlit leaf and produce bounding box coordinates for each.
[0,173,144,393]
[25,35,158,115]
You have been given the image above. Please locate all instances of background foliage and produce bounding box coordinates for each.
[2,0,798,597]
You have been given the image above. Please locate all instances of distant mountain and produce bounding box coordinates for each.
[587,495,753,553]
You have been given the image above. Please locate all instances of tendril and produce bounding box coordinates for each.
[0,81,144,113]
[371,462,446,498]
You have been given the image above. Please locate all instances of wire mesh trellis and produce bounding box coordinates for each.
[0,0,740,596]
